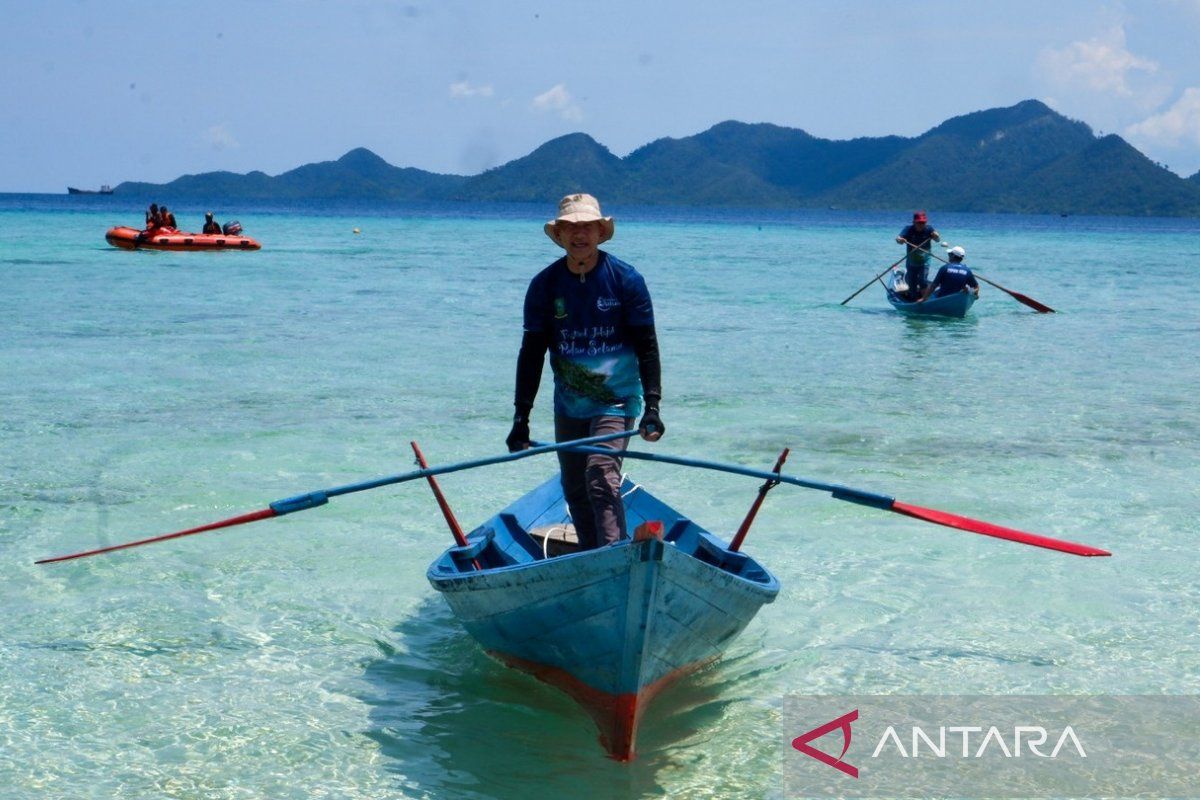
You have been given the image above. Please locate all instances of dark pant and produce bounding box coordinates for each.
[903,261,928,301]
[555,415,635,549]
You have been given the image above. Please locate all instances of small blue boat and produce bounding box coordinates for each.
[885,269,977,318]
[426,474,780,760]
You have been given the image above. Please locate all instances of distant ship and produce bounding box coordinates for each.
[67,185,114,195]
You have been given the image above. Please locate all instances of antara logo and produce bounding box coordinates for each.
[792,709,859,778]
[792,708,1089,779]
[871,724,1087,759]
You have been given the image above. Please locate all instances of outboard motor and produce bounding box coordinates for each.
[222,221,243,236]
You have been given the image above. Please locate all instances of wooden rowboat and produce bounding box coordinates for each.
[426,474,780,760]
[885,268,976,317]
[886,287,976,318]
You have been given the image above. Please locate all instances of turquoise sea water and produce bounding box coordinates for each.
[2,195,1198,799]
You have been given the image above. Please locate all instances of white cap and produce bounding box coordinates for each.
[948,246,966,259]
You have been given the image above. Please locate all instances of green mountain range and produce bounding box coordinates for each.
[115,100,1200,216]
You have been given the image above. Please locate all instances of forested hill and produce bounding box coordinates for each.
[115,100,1200,216]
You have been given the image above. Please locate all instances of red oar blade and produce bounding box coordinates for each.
[35,508,278,564]
[890,501,1110,557]
[962,271,1055,313]
[996,285,1056,313]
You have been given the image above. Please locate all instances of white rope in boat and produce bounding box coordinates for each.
[540,524,572,560]
[538,473,640,559]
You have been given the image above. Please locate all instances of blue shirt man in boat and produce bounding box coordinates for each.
[895,210,940,300]
[506,193,664,550]
[920,245,979,301]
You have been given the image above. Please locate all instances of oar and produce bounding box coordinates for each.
[554,445,1110,557]
[729,448,789,552]
[410,440,479,570]
[840,251,912,305]
[972,272,1055,313]
[34,430,638,565]
[936,242,1055,313]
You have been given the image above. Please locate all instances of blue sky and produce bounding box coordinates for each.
[4,0,1199,192]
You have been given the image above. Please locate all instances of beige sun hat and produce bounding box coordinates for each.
[544,193,615,247]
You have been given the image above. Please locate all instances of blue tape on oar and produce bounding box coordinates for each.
[830,487,895,510]
[270,491,329,515]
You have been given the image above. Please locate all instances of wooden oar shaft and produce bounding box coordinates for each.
[557,445,1110,557]
[35,430,639,565]
[269,429,638,513]
[925,245,1056,313]
[729,448,789,552]
[841,252,910,305]
[556,444,894,505]
[410,441,470,546]
[843,236,941,307]
[34,508,278,564]
[411,441,480,571]
[972,273,1056,313]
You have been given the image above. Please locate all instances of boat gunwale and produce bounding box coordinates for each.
[885,285,976,317]
[427,531,780,597]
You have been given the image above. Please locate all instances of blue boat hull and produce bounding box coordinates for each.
[886,287,977,317]
[426,475,779,759]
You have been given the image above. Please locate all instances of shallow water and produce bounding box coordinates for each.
[2,195,1198,798]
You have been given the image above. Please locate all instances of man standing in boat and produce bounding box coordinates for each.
[505,193,664,550]
[895,210,940,300]
[920,245,979,302]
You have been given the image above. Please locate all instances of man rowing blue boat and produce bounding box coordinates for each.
[505,193,665,550]
[895,210,940,300]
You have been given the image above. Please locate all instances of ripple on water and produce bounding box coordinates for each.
[3,205,1198,797]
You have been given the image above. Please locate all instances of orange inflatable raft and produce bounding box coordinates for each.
[105,226,261,251]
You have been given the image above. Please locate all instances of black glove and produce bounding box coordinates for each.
[506,413,531,452]
[638,400,664,441]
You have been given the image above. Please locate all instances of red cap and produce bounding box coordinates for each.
[913,210,927,222]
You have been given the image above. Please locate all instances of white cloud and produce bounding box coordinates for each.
[202,124,239,150]
[1037,27,1158,97]
[449,80,494,98]
[1125,88,1200,147]
[532,83,583,122]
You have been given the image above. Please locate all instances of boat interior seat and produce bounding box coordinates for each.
[739,563,771,583]
[493,513,543,563]
[445,514,545,570]
[693,535,734,569]
[718,548,751,575]
[448,527,496,569]
[690,534,769,581]
[663,519,691,544]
